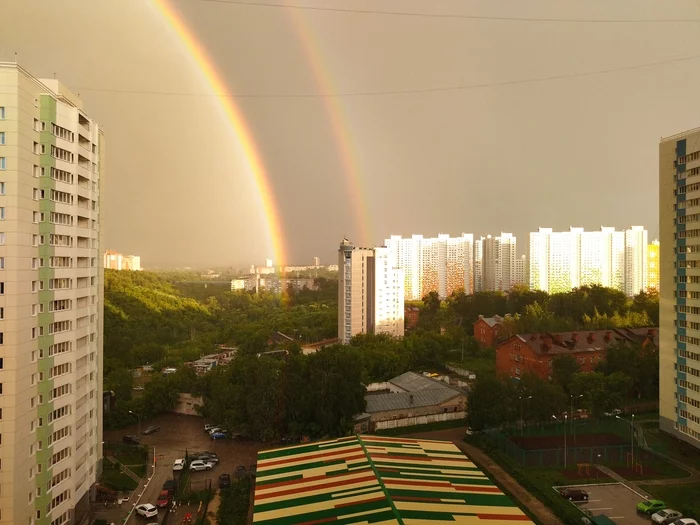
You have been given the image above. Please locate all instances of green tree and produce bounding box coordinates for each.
[551,354,580,394]
[104,367,134,402]
[466,375,516,430]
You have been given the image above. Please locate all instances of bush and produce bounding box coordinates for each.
[217,477,252,525]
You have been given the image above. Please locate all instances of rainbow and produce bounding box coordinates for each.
[286,8,372,246]
[151,0,287,265]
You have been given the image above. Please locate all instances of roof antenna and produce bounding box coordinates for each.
[14,52,17,64]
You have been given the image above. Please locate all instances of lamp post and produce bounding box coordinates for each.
[570,394,583,432]
[553,414,567,468]
[519,395,532,436]
[129,410,141,436]
[616,413,635,467]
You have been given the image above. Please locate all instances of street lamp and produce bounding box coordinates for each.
[552,414,568,468]
[570,394,583,432]
[616,414,635,468]
[519,395,532,436]
[129,410,141,436]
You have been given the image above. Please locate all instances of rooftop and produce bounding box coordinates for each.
[511,327,658,355]
[365,388,460,412]
[476,315,506,327]
[253,435,532,525]
[389,371,458,393]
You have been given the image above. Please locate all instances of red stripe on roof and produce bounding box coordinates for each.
[297,517,337,525]
[454,485,502,493]
[361,436,420,444]
[335,496,387,508]
[369,454,432,462]
[256,468,373,491]
[384,479,451,488]
[255,474,378,501]
[260,446,363,468]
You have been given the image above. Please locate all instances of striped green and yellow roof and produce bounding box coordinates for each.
[253,435,533,525]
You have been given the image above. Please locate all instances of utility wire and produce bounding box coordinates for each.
[177,0,700,23]
[73,53,700,99]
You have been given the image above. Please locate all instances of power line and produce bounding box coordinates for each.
[177,0,700,23]
[73,53,700,99]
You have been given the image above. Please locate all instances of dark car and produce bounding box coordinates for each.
[123,435,140,445]
[235,465,247,479]
[143,425,160,435]
[219,474,231,489]
[249,465,257,478]
[162,479,178,494]
[560,488,589,501]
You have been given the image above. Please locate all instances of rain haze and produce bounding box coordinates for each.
[3,0,700,267]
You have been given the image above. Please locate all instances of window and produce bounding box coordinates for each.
[32,211,39,223]
[0,233,5,245]
[0,107,4,119]
[0,157,5,170]
[0,208,4,220]
[0,182,4,195]
[0,132,4,145]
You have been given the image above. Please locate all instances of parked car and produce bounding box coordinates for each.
[143,425,160,435]
[637,500,666,515]
[133,386,145,391]
[204,424,218,432]
[211,432,228,440]
[172,459,185,471]
[156,490,171,508]
[249,465,257,477]
[652,510,683,525]
[162,479,178,494]
[123,435,140,445]
[604,409,622,417]
[135,504,158,518]
[671,520,698,525]
[189,460,214,472]
[560,488,589,502]
[208,427,223,435]
[219,474,231,489]
[197,454,219,464]
[235,465,247,479]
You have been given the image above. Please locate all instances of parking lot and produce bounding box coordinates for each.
[555,483,652,525]
[102,412,264,523]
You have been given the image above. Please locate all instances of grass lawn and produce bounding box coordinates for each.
[100,467,139,491]
[638,482,700,520]
[640,422,700,471]
[104,444,147,467]
[448,355,495,378]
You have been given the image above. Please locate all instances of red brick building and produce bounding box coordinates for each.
[473,315,506,347]
[496,328,658,380]
[405,306,420,330]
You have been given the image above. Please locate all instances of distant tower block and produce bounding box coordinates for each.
[265,258,273,268]
[313,257,320,267]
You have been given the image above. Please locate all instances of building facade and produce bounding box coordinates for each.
[480,233,517,292]
[0,64,103,525]
[473,315,506,347]
[496,328,658,381]
[338,239,404,344]
[384,233,474,300]
[103,250,140,271]
[660,128,700,448]
[528,226,646,296]
[647,240,659,292]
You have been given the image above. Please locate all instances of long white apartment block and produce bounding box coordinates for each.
[660,127,700,449]
[528,226,646,296]
[0,63,104,525]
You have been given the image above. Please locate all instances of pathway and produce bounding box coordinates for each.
[405,428,565,525]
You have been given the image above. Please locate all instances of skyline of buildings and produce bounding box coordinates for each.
[0,64,103,525]
[660,125,700,450]
[338,239,404,344]
[103,250,141,271]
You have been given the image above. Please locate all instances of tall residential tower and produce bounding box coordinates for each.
[660,127,700,449]
[0,64,104,525]
[338,239,404,344]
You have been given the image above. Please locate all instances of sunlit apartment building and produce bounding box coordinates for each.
[0,64,104,525]
[480,233,517,292]
[660,127,700,449]
[384,233,474,300]
[528,226,646,295]
[647,240,660,292]
[338,239,404,344]
[103,250,140,271]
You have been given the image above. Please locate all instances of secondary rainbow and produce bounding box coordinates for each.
[151,0,287,265]
[286,7,373,246]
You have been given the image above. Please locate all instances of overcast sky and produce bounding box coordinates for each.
[3,0,700,268]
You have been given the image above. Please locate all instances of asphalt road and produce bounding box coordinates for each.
[562,483,652,525]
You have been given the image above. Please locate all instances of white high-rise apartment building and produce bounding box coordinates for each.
[660,127,700,448]
[528,226,645,295]
[103,251,140,271]
[481,233,517,292]
[515,255,527,287]
[338,239,404,344]
[624,226,648,296]
[474,237,484,292]
[384,233,473,300]
[0,64,104,525]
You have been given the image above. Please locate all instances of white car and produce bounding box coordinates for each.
[135,503,158,518]
[189,460,214,471]
[172,459,185,471]
[204,424,218,432]
[671,520,698,525]
[208,427,222,435]
[652,510,683,525]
